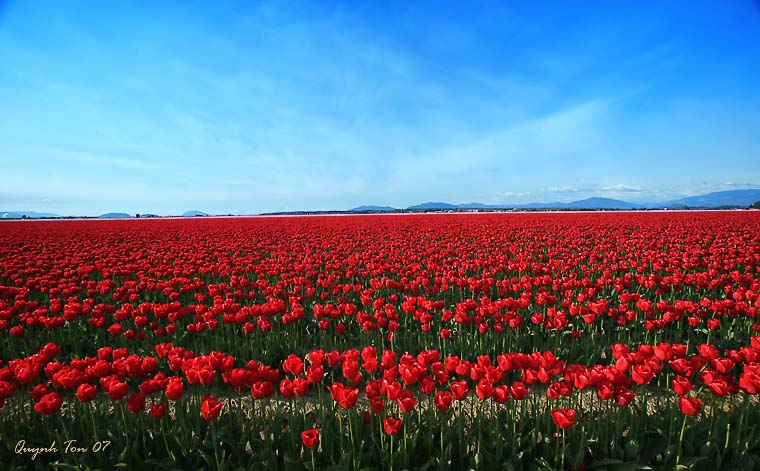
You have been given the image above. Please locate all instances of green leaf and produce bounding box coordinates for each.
[624,440,640,460]
[675,456,707,470]
[50,464,85,471]
[610,464,653,471]
[197,448,214,467]
[283,453,303,468]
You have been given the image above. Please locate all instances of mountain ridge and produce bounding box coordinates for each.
[396,190,758,211]
[2,189,758,218]
[0,211,60,219]
[349,205,398,212]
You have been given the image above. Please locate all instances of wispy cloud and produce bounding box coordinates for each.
[676,181,759,196]
[600,184,643,193]
[70,153,163,170]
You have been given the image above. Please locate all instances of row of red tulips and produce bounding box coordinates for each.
[4,336,760,419]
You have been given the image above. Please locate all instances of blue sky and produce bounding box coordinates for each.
[1,0,759,215]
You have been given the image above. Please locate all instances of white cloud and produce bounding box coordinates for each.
[385,98,611,194]
[600,184,642,192]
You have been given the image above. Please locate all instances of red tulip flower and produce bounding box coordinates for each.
[251,381,275,399]
[292,378,309,397]
[150,403,167,419]
[201,395,223,421]
[301,428,319,448]
[279,379,294,398]
[492,385,510,404]
[34,392,62,415]
[510,381,530,401]
[165,377,184,401]
[31,383,52,402]
[434,390,453,411]
[370,395,385,414]
[397,390,418,413]
[383,417,403,436]
[671,376,693,396]
[476,378,494,400]
[128,393,146,413]
[679,397,702,416]
[450,380,469,401]
[551,408,577,429]
[283,354,304,376]
[0,381,15,400]
[108,381,128,401]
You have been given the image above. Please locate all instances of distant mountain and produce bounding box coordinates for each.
[563,197,639,209]
[663,189,760,208]
[1,211,60,219]
[350,205,397,212]
[397,191,760,211]
[99,213,132,219]
[183,210,209,217]
[408,202,459,210]
[519,202,566,209]
[457,203,507,209]
[404,198,637,210]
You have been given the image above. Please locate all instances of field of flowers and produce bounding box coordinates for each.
[0,212,759,470]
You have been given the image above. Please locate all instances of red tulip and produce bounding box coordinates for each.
[279,378,294,398]
[108,381,128,401]
[165,377,184,401]
[434,390,453,411]
[201,395,223,421]
[679,397,702,416]
[307,350,325,366]
[450,380,469,401]
[326,350,341,367]
[383,417,402,436]
[283,354,304,376]
[292,378,309,397]
[671,376,693,396]
[128,393,146,413]
[0,381,15,399]
[31,383,52,402]
[251,381,275,399]
[613,386,635,407]
[301,428,319,448]
[397,390,418,413]
[370,395,385,414]
[34,392,62,415]
[329,382,359,409]
[419,376,436,395]
[150,403,167,419]
[306,365,324,384]
[476,378,493,400]
[551,408,577,429]
[510,381,529,400]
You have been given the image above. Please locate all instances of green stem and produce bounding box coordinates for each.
[675,414,689,468]
[211,420,222,471]
[348,411,358,470]
[390,434,394,471]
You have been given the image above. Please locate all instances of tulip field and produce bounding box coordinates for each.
[1,211,760,470]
